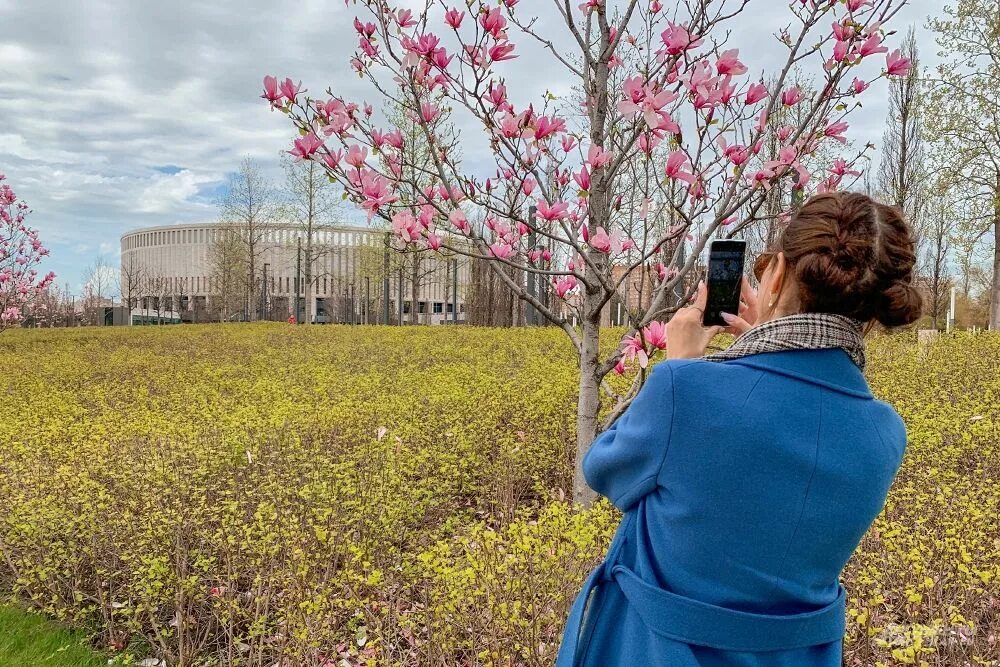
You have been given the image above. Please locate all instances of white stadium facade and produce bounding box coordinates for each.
[120,222,470,324]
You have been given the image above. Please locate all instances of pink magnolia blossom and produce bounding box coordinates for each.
[664,150,696,185]
[359,38,379,59]
[289,133,323,160]
[574,165,591,192]
[886,49,912,77]
[279,78,300,103]
[489,242,515,259]
[587,144,613,169]
[620,334,649,368]
[488,82,511,111]
[392,211,421,243]
[384,129,404,149]
[847,0,873,12]
[322,149,343,170]
[851,77,870,94]
[781,86,804,106]
[445,8,463,29]
[590,227,613,252]
[479,8,508,39]
[832,21,856,42]
[718,137,750,166]
[536,200,570,222]
[830,158,862,178]
[353,17,376,38]
[345,145,369,168]
[858,33,888,58]
[449,209,471,234]
[262,75,282,106]
[617,76,680,129]
[643,321,667,350]
[554,275,578,299]
[521,176,536,196]
[824,120,849,144]
[660,22,703,56]
[396,9,417,28]
[531,115,566,141]
[745,82,768,105]
[420,101,440,122]
[715,49,747,76]
[488,42,517,62]
[353,169,397,219]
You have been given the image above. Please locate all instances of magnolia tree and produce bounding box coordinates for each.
[264,0,911,502]
[0,174,54,330]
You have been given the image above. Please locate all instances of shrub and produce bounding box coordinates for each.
[0,325,996,666]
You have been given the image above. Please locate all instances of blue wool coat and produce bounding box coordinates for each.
[557,349,906,667]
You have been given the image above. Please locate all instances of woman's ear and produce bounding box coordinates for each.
[769,252,787,309]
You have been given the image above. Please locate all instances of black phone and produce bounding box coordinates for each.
[703,240,747,327]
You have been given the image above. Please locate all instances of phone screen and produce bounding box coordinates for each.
[703,240,746,327]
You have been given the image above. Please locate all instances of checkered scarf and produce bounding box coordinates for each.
[703,313,867,371]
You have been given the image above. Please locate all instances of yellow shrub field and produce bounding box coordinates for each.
[0,325,997,666]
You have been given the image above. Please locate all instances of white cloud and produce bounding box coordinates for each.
[137,170,217,214]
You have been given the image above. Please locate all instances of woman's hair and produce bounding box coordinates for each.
[776,191,923,327]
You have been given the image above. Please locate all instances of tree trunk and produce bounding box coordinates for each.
[248,242,256,323]
[304,243,314,325]
[991,200,1000,330]
[574,310,602,506]
[409,253,419,325]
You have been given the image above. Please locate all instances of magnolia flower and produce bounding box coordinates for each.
[886,49,912,77]
[445,8,463,29]
[554,275,578,298]
[587,144,613,169]
[289,133,323,160]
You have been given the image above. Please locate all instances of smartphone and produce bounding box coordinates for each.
[703,240,747,327]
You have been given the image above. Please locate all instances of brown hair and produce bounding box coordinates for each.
[774,191,923,328]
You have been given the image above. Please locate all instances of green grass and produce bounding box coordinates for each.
[0,605,104,666]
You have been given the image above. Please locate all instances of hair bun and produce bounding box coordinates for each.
[877,280,923,328]
[780,192,922,328]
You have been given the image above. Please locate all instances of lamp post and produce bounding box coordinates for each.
[382,232,391,325]
[262,262,270,321]
[295,237,302,324]
[526,205,537,326]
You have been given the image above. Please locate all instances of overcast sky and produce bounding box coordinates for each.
[0,0,943,292]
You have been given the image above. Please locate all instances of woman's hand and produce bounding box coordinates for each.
[665,281,725,360]
[720,276,758,336]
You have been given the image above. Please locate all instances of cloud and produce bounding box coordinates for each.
[0,0,944,292]
[137,170,219,214]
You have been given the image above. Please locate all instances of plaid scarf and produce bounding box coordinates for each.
[703,313,867,371]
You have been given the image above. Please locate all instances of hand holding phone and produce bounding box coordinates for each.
[703,240,747,327]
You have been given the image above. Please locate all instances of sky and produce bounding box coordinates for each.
[0,0,943,293]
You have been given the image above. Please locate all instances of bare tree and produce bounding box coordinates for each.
[208,225,249,322]
[877,28,926,254]
[923,184,956,329]
[118,254,145,323]
[218,157,281,321]
[82,257,115,325]
[282,154,341,324]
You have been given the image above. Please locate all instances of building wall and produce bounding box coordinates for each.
[120,223,471,324]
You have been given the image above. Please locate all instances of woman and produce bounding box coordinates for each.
[557,192,922,667]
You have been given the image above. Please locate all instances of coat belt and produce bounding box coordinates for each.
[610,563,847,652]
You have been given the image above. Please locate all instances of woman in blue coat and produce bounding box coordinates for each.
[557,192,923,666]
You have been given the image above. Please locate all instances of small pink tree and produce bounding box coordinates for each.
[0,174,54,330]
[264,0,910,503]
